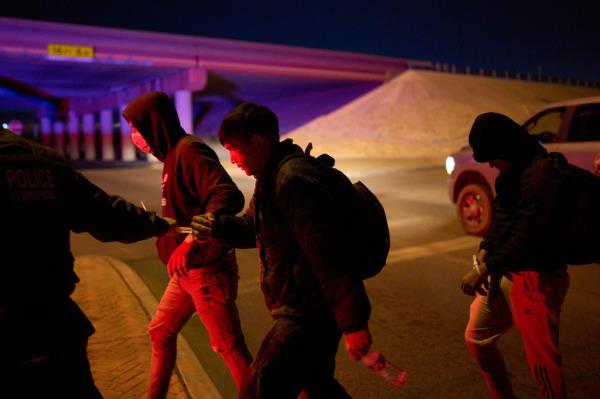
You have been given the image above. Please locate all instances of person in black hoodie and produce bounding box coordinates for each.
[191,103,372,399]
[460,113,570,399]
[0,128,174,398]
[122,92,252,398]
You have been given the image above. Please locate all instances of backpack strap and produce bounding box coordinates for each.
[275,152,309,177]
[274,142,335,174]
[305,142,313,155]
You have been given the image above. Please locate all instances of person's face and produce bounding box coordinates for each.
[488,159,511,172]
[593,153,600,177]
[129,121,153,154]
[223,134,271,177]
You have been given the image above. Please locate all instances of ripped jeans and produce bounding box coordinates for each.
[147,251,252,399]
[465,269,569,399]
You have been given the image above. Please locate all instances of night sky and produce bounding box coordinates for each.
[3,0,600,81]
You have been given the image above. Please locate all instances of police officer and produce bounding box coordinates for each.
[0,128,175,398]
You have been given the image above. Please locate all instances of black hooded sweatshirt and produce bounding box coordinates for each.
[122,92,244,267]
[470,113,569,272]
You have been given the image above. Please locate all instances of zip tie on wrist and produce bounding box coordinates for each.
[472,255,483,276]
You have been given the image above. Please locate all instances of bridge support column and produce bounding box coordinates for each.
[52,121,65,154]
[175,90,193,134]
[40,116,52,146]
[82,113,96,160]
[100,109,115,161]
[67,111,80,160]
[119,104,135,161]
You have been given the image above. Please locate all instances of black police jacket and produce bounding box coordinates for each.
[0,129,169,307]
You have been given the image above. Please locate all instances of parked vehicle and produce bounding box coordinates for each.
[446,96,600,235]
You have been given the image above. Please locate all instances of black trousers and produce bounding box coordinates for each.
[240,314,352,399]
[1,298,102,399]
[6,337,103,399]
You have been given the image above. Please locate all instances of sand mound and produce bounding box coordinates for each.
[286,70,600,158]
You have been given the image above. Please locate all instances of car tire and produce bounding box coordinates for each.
[456,183,493,236]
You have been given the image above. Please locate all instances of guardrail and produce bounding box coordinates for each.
[406,60,600,88]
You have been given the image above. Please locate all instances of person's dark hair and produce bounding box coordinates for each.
[218,103,279,144]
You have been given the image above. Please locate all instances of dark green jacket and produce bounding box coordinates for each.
[215,139,371,333]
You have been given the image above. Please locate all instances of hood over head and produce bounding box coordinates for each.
[469,112,546,166]
[122,91,186,161]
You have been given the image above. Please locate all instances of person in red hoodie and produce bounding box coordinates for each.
[122,92,252,398]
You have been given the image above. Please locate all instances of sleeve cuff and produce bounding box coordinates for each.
[155,215,170,237]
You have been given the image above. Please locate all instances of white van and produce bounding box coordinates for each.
[446,96,600,235]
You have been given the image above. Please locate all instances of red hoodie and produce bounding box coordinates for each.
[123,92,244,267]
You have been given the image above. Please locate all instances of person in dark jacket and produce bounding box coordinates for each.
[122,92,252,397]
[191,103,372,399]
[0,128,174,398]
[460,113,570,399]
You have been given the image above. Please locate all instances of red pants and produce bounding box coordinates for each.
[147,252,252,398]
[465,270,569,399]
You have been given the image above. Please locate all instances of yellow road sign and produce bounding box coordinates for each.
[48,43,94,59]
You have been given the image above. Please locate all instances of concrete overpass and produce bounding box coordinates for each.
[0,17,428,161]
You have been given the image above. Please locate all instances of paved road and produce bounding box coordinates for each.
[71,158,600,399]
[72,255,191,399]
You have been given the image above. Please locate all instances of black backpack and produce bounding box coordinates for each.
[551,153,600,265]
[276,144,390,279]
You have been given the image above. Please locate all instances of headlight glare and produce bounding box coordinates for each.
[445,156,455,175]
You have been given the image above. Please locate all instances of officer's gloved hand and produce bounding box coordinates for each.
[160,216,178,235]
